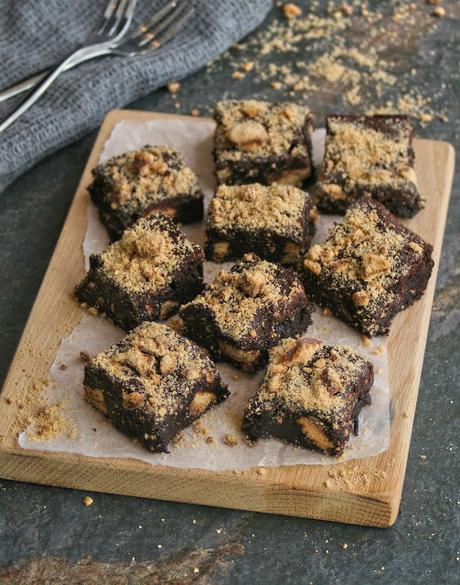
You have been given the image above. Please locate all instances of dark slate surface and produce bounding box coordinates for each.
[0,2,459,583]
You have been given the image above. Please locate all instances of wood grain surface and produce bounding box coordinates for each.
[0,109,455,527]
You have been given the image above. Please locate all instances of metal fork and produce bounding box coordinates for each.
[0,0,137,104]
[0,1,194,133]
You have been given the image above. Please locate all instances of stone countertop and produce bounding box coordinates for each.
[0,2,458,583]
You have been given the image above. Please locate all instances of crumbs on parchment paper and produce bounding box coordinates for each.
[7,339,77,443]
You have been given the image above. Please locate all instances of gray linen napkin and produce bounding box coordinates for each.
[0,0,272,192]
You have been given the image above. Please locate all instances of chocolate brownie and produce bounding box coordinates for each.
[213,100,314,187]
[84,322,229,453]
[302,198,433,337]
[242,337,374,456]
[317,115,423,217]
[76,215,204,330]
[179,254,312,372]
[205,183,316,267]
[89,145,203,239]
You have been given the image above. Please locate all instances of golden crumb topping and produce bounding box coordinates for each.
[182,255,305,341]
[99,216,199,292]
[214,100,313,160]
[94,145,201,210]
[320,116,417,195]
[256,337,368,414]
[207,183,308,239]
[92,322,218,420]
[303,200,426,310]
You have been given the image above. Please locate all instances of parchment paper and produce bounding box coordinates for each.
[19,119,390,469]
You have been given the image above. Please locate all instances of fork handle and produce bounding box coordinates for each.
[0,45,113,133]
[0,45,117,105]
[0,70,50,103]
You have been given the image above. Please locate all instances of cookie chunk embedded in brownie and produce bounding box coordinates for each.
[205,183,316,267]
[84,322,229,452]
[302,198,433,337]
[75,215,204,330]
[316,115,422,217]
[179,254,312,372]
[89,145,204,239]
[213,100,314,187]
[242,337,374,456]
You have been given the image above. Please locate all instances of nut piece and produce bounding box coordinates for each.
[352,290,370,307]
[361,254,391,280]
[212,241,230,261]
[227,120,268,151]
[297,416,334,450]
[84,386,107,415]
[83,496,94,507]
[238,270,266,297]
[123,391,145,409]
[304,259,322,275]
[189,391,216,416]
[282,3,302,19]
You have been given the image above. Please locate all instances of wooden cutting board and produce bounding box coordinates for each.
[0,109,455,527]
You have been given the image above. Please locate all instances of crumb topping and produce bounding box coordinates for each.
[182,254,305,341]
[256,337,369,415]
[207,183,308,239]
[98,216,200,293]
[91,322,218,420]
[320,116,417,194]
[214,100,313,160]
[92,145,201,210]
[303,199,426,309]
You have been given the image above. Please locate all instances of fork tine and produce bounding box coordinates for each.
[149,6,194,49]
[138,2,188,47]
[98,0,121,35]
[129,1,178,41]
[108,0,130,36]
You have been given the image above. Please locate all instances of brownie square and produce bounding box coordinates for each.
[84,322,229,452]
[179,254,312,372]
[242,337,374,456]
[213,100,314,187]
[316,115,423,217]
[205,183,316,267]
[302,198,433,337]
[75,215,204,330]
[89,145,204,239]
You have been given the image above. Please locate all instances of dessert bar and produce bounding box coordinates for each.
[76,215,204,330]
[179,253,312,372]
[317,115,422,217]
[89,145,203,239]
[302,198,433,336]
[84,322,229,452]
[243,337,374,456]
[213,100,314,187]
[205,183,316,267]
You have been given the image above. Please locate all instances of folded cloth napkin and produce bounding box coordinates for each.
[0,0,272,192]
